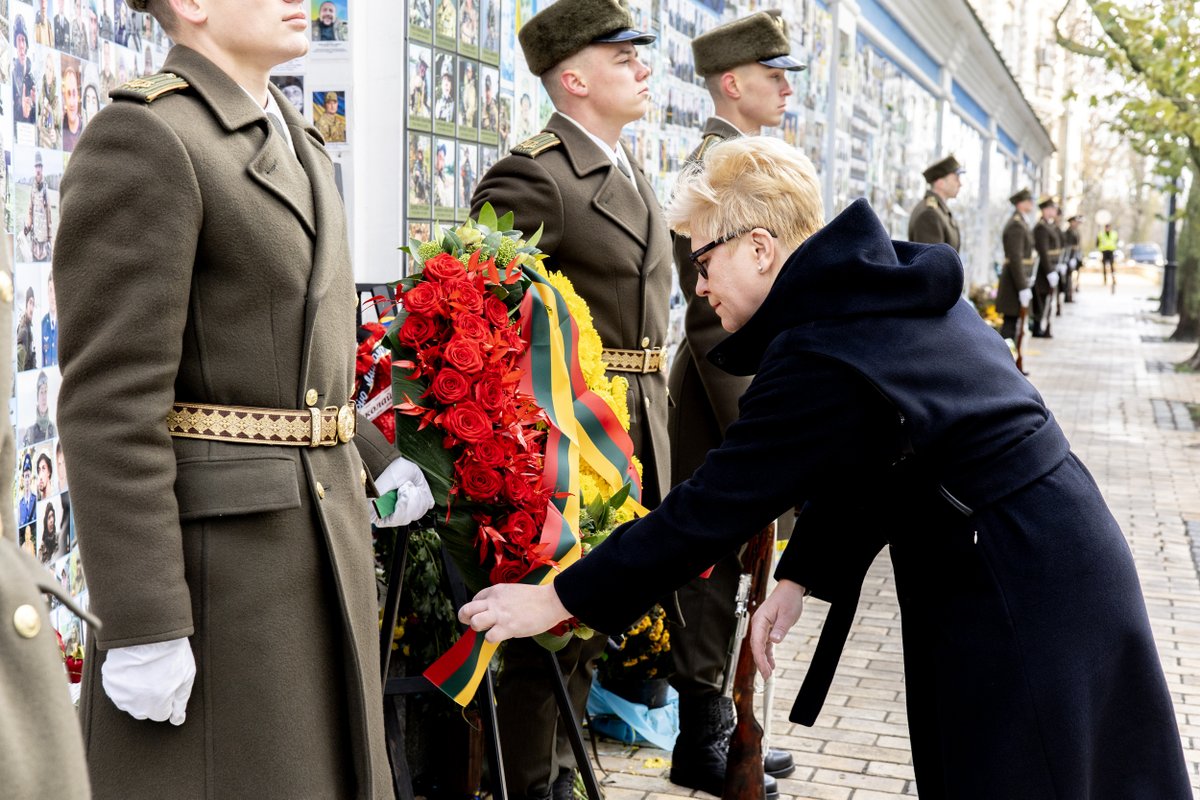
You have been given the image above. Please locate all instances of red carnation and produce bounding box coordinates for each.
[423,252,468,282]
[484,296,511,328]
[459,462,505,502]
[442,401,493,442]
[399,313,441,347]
[431,368,471,404]
[402,281,445,317]
[471,438,508,468]
[489,556,533,585]
[444,336,486,374]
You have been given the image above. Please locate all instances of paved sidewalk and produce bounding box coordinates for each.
[590,269,1200,799]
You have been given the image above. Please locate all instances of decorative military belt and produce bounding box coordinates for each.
[601,347,665,374]
[1022,258,1036,265]
[166,401,356,447]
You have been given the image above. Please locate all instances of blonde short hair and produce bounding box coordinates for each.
[667,136,824,252]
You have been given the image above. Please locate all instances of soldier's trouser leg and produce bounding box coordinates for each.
[1000,315,1019,341]
[669,552,741,697]
[498,634,606,798]
[1029,291,1046,334]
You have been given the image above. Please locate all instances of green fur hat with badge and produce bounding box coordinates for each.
[518,0,656,77]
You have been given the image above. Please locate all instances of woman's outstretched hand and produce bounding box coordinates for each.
[458,582,571,643]
[750,579,806,679]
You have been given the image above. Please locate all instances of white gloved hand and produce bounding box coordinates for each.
[101,638,196,726]
[370,456,434,527]
[1018,288,1033,308]
[1047,271,1060,288]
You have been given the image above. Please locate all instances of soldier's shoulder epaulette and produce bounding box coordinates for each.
[511,132,562,158]
[109,72,190,104]
[925,196,939,208]
[694,133,726,162]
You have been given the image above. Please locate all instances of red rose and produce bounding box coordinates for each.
[443,336,485,374]
[474,374,505,410]
[431,368,471,404]
[484,296,511,329]
[423,252,468,282]
[471,438,508,468]
[504,472,534,507]
[459,462,504,502]
[445,278,485,315]
[500,510,539,548]
[402,281,445,317]
[398,313,441,348]
[454,312,492,341]
[441,401,493,442]
[489,556,533,585]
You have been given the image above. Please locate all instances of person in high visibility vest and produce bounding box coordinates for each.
[1097,223,1119,291]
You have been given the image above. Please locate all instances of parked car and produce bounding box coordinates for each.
[1128,242,1165,267]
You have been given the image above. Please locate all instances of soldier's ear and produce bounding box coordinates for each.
[168,0,205,27]
[719,71,740,100]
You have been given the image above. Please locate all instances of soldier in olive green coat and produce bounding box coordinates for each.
[0,237,93,800]
[470,0,667,795]
[907,154,963,251]
[53,4,431,797]
[667,11,804,797]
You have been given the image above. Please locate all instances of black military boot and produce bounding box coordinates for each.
[671,694,779,798]
[764,747,796,778]
[551,767,576,800]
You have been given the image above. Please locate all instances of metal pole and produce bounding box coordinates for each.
[1161,181,1179,316]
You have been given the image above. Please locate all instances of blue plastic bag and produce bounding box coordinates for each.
[586,677,679,751]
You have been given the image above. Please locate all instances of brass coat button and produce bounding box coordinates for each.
[360,469,367,486]
[316,482,326,500]
[13,604,41,639]
[641,336,650,348]
[305,388,319,406]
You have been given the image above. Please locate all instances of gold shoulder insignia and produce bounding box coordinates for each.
[511,132,562,158]
[925,196,939,208]
[110,71,190,103]
[693,133,726,163]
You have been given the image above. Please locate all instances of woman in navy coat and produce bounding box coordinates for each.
[461,136,1190,799]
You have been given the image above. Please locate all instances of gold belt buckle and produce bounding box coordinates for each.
[642,348,654,374]
[336,404,356,443]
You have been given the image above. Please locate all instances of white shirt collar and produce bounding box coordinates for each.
[557,112,637,188]
[242,85,296,155]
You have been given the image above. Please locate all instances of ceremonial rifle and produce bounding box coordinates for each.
[722,523,775,800]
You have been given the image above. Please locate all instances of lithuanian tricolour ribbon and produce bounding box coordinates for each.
[423,268,646,705]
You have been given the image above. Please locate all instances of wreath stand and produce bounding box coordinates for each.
[377,528,604,800]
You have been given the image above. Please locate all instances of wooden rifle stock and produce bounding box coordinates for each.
[722,524,775,800]
[1015,306,1027,373]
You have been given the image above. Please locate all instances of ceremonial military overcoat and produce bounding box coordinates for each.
[54,46,396,799]
[1033,218,1062,295]
[906,190,960,251]
[555,200,1191,799]
[997,211,1033,316]
[472,112,672,504]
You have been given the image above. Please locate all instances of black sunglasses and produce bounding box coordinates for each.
[688,227,777,279]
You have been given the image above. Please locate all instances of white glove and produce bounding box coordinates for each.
[371,456,434,527]
[1018,288,1032,308]
[101,638,196,726]
[1047,271,1059,288]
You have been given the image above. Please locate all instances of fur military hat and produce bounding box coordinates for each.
[692,10,805,77]
[518,0,655,77]
[1037,194,1059,210]
[1068,214,1083,223]
[1009,188,1032,205]
[922,154,964,184]
[126,0,148,10]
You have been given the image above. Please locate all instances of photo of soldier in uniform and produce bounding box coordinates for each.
[310,0,348,42]
[408,133,431,217]
[479,145,498,178]
[433,51,455,135]
[497,92,511,151]
[434,0,455,49]
[409,0,432,40]
[433,137,455,216]
[14,11,36,127]
[36,494,63,563]
[408,221,431,245]
[457,58,478,132]
[480,0,498,57]
[35,46,60,149]
[313,89,346,144]
[60,55,83,151]
[269,74,305,118]
[17,148,60,263]
[408,45,431,129]
[479,65,499,141]
[14,276,38,371]
[81,63,100,127]
[457,141,477,213]
[18,366,59,446]
[33,0,51,46]
[458,0,478,56]
[16,450,38,529]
